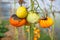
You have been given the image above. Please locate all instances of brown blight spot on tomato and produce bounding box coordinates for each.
[39,17,54,28]
[9,14,27,27]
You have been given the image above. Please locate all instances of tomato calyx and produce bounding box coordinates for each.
[11,14,20,20]
[41,17,48,20]
[18,0,26,5]
[11,14,23,22]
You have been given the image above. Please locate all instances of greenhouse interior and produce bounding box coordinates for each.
[0,0,60,40]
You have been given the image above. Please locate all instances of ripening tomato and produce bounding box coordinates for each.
[39,17,54,28]
[27,11,39,23]
[16,6,28,18]
[9,14,27,27]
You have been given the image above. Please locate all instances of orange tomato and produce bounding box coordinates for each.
[9,14,26,27]
[39,17,54,28]
[34,37,38,40]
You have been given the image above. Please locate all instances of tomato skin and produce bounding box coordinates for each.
[27,11,39,23]
[18,18,27,26]
[9,14,27,27]
[9,17,19,27]
[39,17,54,28]
[16,6,27,18]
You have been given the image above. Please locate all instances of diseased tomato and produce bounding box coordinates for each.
[9,14,27,27]
[39,17,54,28]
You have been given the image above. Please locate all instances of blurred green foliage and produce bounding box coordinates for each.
[0,20,9,38]
[39,30,51,40]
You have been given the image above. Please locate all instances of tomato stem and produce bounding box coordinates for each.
[30,1,35,40]
[35,0,44,13]
[50,1,55,40]
[52,25,54,40]
[14,27,19,40]
[14,0,19,40]
[30,23,35,40]
[18,0,23,6]
[48,28,53,40]
[14,0,16,13]
[30,0,34,11]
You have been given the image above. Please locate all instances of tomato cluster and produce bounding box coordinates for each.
[9,6,54,28]
[9,6,27,27]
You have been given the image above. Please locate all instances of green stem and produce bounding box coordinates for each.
[14,0,16,14]
[14,0,18,40]
[22,26,26,40]
[30,0,34,11]
[14,0,16,8]
[52,25,54,40]
[48,25,55,40]
[48,28,53,40]
[42,0,48,18]
[14,27,18,40]
[50,1,55,40]
[35,0,44,13]
[24,25,29,40]
[30,23,35,40]
[50,1,52,12]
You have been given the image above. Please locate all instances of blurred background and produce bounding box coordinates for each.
[0,0,60,40]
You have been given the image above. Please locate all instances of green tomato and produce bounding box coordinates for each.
[27,12,40,23]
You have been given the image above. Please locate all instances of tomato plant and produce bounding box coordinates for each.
[9,0,57,40]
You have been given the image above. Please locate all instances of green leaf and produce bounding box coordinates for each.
[39,30,51,40]
[0,25,3,29]
[1,28,9,33]
[0,33,5,38]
